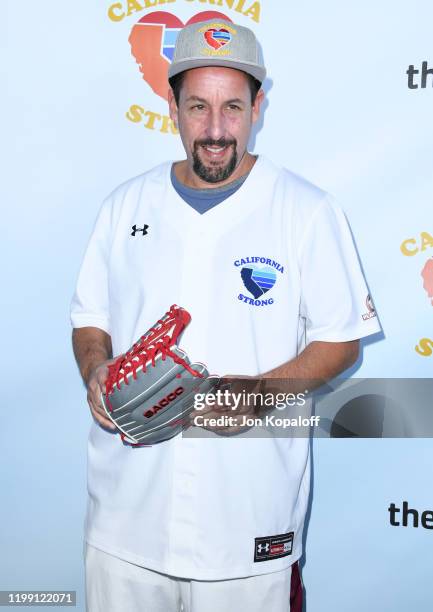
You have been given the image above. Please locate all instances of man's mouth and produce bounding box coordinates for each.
[203,145,226,153]
[200,142,234,158]
[192,140,238,182]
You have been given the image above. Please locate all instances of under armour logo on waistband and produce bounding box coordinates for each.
[131,224,149,236]
[257,543,270,553]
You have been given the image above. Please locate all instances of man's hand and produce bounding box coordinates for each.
[72,326,116,431]
[189,376,263,437]
[86,358,119,431]
[188,339,360,437]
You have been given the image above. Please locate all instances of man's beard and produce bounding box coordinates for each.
[192,138,237,184]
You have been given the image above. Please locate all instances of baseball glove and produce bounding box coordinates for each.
[101,305,216,446]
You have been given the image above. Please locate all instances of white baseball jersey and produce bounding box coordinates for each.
[71,155,381,580]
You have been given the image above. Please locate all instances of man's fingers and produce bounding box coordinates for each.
[87,387,117,430]
[88,398,117,430]
[93,411,117,431]
[96,368,109,393]
[87,386,104,412]
[84,359,120,432]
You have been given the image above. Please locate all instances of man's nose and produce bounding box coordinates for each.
[205,109,226,141]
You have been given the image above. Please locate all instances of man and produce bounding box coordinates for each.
[71,18,381,612]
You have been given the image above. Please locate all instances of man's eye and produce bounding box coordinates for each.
[191,104,205,110]
[227,104,241,110]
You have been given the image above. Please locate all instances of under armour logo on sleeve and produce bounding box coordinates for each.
[131,224,149,236]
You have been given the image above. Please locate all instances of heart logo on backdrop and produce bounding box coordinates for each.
[129,11,232,101]
[241,266,277,299]
[204,28,232,50]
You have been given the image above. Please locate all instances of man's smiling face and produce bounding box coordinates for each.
[169,66,263,186]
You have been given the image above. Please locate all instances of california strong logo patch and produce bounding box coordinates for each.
[234,256,284,307]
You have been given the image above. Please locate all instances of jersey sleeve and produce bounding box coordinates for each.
[70,196,113,334]
[298,195,381,343]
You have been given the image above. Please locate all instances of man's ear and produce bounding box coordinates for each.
[251,88,265,125]
[168,88,178,129]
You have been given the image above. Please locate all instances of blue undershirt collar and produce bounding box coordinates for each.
[170,164,251,214]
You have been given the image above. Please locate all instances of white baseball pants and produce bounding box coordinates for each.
[85,544,303,612]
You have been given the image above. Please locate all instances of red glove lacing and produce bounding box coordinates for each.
[104,305,203,413]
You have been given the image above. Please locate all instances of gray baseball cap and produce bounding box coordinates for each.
[168,19,266,83]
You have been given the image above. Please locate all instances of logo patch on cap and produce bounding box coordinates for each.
[204,28,231,50]
[198,22,236,56]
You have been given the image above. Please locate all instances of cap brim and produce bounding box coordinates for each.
[168,58,266,84]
